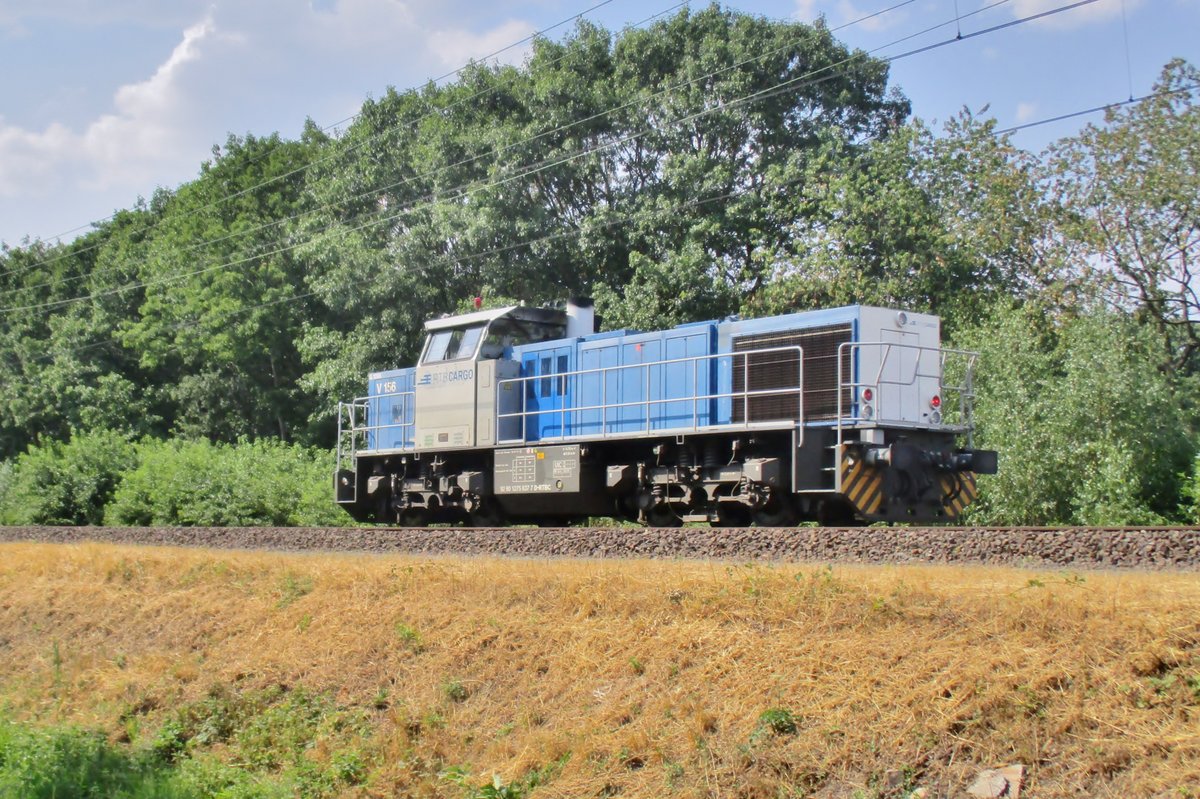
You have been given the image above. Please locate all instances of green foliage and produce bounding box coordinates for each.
[755,708,799,736]
[1048,60,1200,373]
[276,572,314,609]
[594,248,738,331]
[0,0,1194,532]
[104,438,344,527]
[750,113,1063,328]
[0,429,136,525]
[957,304,1194,525]
[442,766,526,799]
[298,5,907,403]
[149,685,371,797]
[394,621,424,652]
[442,679,470,703]
[0,717,196,799]
[0,685,375,799]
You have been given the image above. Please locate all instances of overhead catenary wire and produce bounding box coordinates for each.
[20,0,1115,368]
[0,0,902,291]
[0,0,946,298]
[28,0,625,246]
[993,82,1200,135]
[26,182,766,367]
[0,0,1100,317]
[0,0,694,289]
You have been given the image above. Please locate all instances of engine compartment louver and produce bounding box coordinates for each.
[732,324,853,422]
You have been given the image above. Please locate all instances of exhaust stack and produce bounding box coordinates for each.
[566,297,595,338]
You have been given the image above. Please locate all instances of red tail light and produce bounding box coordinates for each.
[930,394,941,409]
[862,388,873,402]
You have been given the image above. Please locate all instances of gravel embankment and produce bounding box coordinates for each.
[2,525,1199,569]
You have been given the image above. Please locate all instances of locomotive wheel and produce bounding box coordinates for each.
[396,508,429,528]
[816,498,863,527]
[751,495,797,527]
[375,494,396,524]
[468,498,505,527]
[644,503,682,528]
[713,504,752,528]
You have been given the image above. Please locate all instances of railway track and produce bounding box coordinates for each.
[2,524,1200,569]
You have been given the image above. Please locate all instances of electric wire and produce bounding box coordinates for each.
[1,0,1097,319]
[993,82,1200,135]
[1,0,1091,315]
[27,0,623,246]
[0,0,942,297]
[2,0,906,292]
[24,183,761,367]
[1,0,692,288]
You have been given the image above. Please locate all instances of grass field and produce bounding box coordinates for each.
[0,543,1197,798]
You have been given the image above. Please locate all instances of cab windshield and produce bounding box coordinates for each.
[422,325,485,363]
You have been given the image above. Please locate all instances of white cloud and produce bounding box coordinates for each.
[795,0,819,20]
[1016,101,1037,122]
[83,16,219,188]
[1010,0,1145,28]
[0,0,542,242]
[793,0,909,31]
[428,19,537,70]
[0,14,217,198]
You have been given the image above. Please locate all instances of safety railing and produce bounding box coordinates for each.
[496,345,805,445]
[336,390,416,467]
[836,341,978,447]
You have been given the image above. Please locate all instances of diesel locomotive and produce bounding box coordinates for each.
[335,300,997,526]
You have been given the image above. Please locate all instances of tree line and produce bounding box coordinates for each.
[1,5,1197,525]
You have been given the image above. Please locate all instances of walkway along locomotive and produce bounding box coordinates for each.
[335,301,997,526]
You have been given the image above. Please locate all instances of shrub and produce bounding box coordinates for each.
[105,438,344,527]
[954,305,1194,525]
[0,430,137,525]
[0,717,193,798]
[756,708,799,736]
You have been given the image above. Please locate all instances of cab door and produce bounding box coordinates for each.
[521,346,573,440]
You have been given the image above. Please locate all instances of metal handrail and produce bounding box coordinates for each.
[337,345,809,457]
[835,341,978,447]
[336,394,415,463]
[496,345,805,444]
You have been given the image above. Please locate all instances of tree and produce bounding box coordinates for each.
[955,302,1192,525]
[296,5,911,414]
[120,129,329,443]
[0,207,162,458]
[749,112,1066,327]
[1048,59,1200,373]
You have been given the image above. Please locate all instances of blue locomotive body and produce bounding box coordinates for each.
[336,302,996,526]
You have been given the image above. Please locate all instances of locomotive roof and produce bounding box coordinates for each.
[424,305,566,332]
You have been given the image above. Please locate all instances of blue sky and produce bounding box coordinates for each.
[0,0,1196,246]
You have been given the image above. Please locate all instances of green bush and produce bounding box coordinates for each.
[105,438,344,527]
[147,685,370,797]
[0,430,137,525]
[0,717,193,799]
[0,715,302,799]
[955,305,1194,525]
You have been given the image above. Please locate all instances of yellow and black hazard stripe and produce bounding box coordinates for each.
[839,445,981,519]
[838,446,885,517]
[939,471,977,518]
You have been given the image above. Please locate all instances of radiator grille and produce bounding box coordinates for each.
[732,324,852,422]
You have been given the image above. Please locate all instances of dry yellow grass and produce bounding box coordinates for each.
[0,542,1197,798]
